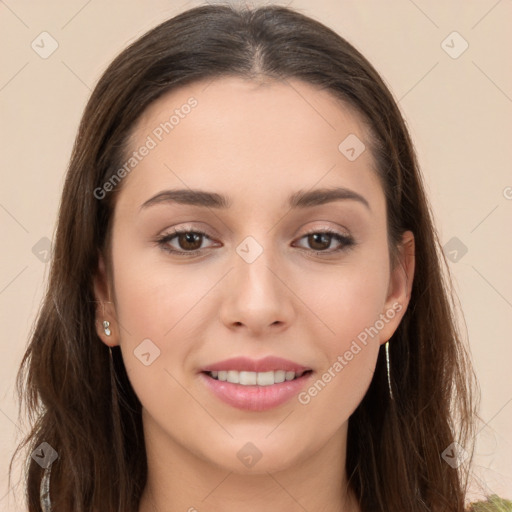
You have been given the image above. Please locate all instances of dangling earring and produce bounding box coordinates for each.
[385,340,394,400]
[40,464,52,512]
[103,320,111,336]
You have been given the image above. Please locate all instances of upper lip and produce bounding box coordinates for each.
[201,356,311,373]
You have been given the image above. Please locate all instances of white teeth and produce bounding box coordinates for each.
[209,370,306,386]
[256,371,274,386]
[227,370,239,384]
[274,370,286,383]
[239,371,257,385]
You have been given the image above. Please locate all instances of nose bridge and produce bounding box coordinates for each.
[233,233,281,301]
[219,230,294,332]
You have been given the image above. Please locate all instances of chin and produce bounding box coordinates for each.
[194,434,313,475]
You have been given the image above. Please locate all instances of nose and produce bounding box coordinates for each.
[218,240,295,336]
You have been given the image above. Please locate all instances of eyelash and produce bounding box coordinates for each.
[154,226,356,258]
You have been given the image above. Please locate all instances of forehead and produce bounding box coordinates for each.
[115,76,383,215]
[133,75,370,150]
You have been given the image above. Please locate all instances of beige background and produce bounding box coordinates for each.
[1,0,511,509]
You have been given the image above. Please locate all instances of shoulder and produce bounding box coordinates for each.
[466,495,512,511]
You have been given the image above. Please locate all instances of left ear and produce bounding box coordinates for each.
[92,251,120,348]
[378,230,415,345]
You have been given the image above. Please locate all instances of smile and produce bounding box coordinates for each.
[199,356,314,411]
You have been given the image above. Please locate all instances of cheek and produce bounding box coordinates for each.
[111,256,206,431]
[109,245,200,392]
[112,252,205,339]
[291,254,388,414]
[295,256,390,349]
[295,341,379,449]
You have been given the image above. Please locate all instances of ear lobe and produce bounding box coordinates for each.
[93,252,118,347]
[378,230,415,345]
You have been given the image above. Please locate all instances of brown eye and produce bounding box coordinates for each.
[307,233,332,251]
[156,229,215,256]
[176,232,203,251]
[295,230,354,254]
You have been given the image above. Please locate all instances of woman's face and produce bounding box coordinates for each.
[94,76,414,474]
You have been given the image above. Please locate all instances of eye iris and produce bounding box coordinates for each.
[308,233,331,251]
[179,232,202,250]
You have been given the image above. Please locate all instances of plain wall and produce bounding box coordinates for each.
[1,0,511,509]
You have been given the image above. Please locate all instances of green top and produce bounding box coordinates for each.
[467,495,512,511]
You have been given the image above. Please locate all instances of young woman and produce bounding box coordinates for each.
[10,3,508,511]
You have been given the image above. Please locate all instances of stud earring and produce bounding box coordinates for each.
[103,320,111,336]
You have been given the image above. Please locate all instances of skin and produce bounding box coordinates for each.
[93,76,415,512]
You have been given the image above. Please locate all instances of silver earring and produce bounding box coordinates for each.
[40,464,52,512]
[385,340,394,400]
[103,320,111,336]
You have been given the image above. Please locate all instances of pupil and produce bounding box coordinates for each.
[182,232,201,250]
[310,233,329,250]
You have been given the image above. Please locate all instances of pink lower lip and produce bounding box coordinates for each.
[199,371,313,411]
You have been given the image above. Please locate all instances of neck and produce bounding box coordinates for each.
[138,411,359,512]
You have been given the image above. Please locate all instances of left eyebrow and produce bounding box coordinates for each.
[139,186,371,212]
[289,187,370,211]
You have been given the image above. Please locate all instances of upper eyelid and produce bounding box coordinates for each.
[161,223,350,239]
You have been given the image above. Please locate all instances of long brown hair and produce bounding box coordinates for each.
[10,4,477,511]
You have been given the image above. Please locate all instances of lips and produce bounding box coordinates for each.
[199,356,313,411]
[201,356,311,373]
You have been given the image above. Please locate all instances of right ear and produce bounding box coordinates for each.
[92,252,119,347]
